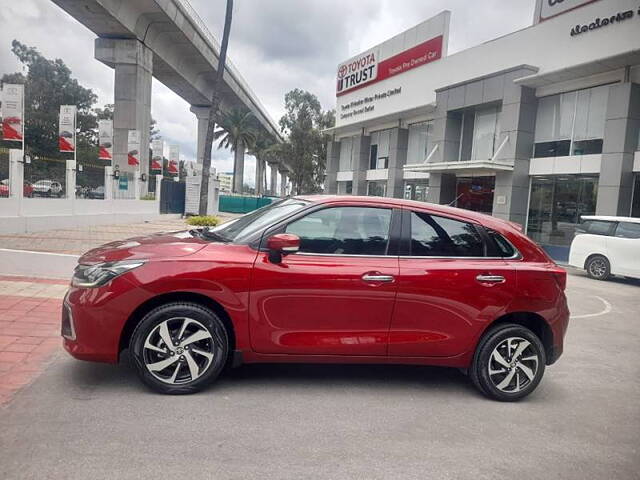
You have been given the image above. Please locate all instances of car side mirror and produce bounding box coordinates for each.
[266,233,300,264]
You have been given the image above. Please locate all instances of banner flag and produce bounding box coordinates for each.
[168,144,179,174]
[58,105,76,153]
[1,84,24,142]
[127,130,140,166]
[151,138,163,172]
[98,120,113,161]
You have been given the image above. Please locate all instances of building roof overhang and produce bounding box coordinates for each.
[403,160,514,174]
[514,50,640,88]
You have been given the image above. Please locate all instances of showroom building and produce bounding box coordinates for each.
[324,0,640,259]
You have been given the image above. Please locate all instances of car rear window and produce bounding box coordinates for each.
[579,220,615,236]
[615,222,640,239]
[486,230,517,258]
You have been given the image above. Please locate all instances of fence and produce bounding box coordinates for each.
[218,194,272,214]
[0,149,166,234]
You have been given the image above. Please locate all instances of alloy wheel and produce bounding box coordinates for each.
[142,317,219,385]
[588,258,607,278]
[487,337,539,393]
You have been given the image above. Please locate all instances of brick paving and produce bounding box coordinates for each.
[0,213,239,255]
[0,275,68,407]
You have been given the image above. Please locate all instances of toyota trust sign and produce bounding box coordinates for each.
[538,0,600,22]
[336,36,444,97]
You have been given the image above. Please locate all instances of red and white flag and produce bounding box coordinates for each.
[98,120,113,161]
[168,144,179,174]
[58,105,76,153]
[127,130,140,166]
[151,138,163,172]
[1,84,24,142]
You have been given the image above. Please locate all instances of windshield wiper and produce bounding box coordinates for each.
[200,227,229,243]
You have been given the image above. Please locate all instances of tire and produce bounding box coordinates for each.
[470,323,546,402]
[130,302,229,394]
[586,255,610,281]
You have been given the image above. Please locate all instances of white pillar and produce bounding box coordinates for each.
[9,149,23,199]
[233,140,245,194]
[66,160,76,200]
[95,38,152,197]
[268,161,278,196]
[255,158,264,196]
[280,171,288,197]
[104,166,114,200]
[155,174,164,206]
[190,106,210,165]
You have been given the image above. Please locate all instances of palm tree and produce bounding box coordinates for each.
[214,108,257,193]
[199,0,233,214]
[247,132,275,196]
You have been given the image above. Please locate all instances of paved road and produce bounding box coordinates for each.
[0,271,638,479]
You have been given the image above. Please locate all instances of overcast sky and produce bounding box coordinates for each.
[0,0,534,186]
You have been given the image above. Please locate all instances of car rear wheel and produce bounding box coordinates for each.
[586,255,610,281]
[130,302,229,394]
[470,324,546,401]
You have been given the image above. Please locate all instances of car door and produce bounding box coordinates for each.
[609,221,640,277]
[249,204,400,356]
[388,209,517,357]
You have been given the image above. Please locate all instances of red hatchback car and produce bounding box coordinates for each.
[62,196,569,401]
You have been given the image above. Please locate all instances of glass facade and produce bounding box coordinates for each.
[533,85,608,158]
[367,180,386,197]
[527,175,598,259]
[407,122,432,164]
[369,129,391,169]
[404,179,429,202]
[339,136,356,171]
[456,176,495,214]
[632,175,640,218]
[471,106,501,161]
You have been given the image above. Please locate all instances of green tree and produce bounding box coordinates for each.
[214,108,257,193]
[278,89,335,194]
[1,40,98,161]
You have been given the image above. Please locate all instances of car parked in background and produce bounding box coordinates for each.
[88,185,105,199]
[32,179,63,197]
[569,215,640,281]
[0,179,33,197]
[62,196,569,401]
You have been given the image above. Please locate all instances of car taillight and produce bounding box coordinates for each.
[551,269,567,291]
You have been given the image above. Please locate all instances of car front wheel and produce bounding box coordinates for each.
[130,302,229,394]
[586,255,610,281]
[470,324,546,401]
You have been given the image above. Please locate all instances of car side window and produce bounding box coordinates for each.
[410,212,484,257]
[285,207,392,255]
[615,222,640,239]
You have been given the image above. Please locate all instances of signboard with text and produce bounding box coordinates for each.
[98,120,113,161]
[127,130,140,166]
[537,0,600,22]
[168,144,179,174]
[58,105,76,153]
[1,84,24,142]
[151,138,163,172]
[334,11,450,128]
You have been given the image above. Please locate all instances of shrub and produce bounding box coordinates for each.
[140,194,156,200]
[187,215,220,227]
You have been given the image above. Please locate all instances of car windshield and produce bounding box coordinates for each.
[202,198,309,243]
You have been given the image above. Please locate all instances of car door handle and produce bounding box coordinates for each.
[476,274,506,284]
[362,274,395,283]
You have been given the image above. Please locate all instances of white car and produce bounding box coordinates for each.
[568,216,640,281]
[32,179,63,197]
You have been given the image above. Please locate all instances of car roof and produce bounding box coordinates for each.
[581,215,640,224]
[295,195,520,231]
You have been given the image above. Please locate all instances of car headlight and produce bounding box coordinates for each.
[72,260,145,288]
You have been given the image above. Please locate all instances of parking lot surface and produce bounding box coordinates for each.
[0,271,638,480]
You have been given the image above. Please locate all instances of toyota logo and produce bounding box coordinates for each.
[338,64,348,79]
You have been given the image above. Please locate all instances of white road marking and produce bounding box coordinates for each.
[571,296,612,319]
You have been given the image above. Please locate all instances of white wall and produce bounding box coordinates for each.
[335,0,639,128]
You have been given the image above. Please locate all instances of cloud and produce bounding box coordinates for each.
[1,0,534,182]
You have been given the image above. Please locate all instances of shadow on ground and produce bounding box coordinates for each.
[64,351,480,398]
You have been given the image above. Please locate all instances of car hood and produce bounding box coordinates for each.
[79,230,209,264]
